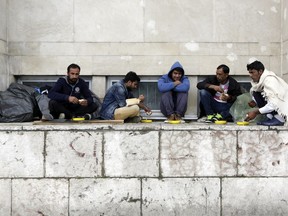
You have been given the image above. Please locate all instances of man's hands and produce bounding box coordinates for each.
[68,96,88,106]
[174,80,182,86]
[245,109,260,121]
[209,84,224,93]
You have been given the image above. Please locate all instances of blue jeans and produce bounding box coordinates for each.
[199,89,232,119]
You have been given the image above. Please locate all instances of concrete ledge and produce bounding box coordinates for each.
[0,122,287,215]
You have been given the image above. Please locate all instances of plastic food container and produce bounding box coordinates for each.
[72,117,85,121]
[237,121,249,126]
[168,120,181,124]
[141,119,152,123]
[214,120,227,125]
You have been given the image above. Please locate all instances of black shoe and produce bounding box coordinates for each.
[257,117,284,126]
[124,116,141,123]
[84,113,92,120]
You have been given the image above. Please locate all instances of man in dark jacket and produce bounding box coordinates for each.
[48,63,98,119]
[197,64,242,122]
[158,61,190,121]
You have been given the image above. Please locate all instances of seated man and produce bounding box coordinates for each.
[197,64,242,122]
[157,61,190,120]
[244,59,288,126]
[99,71,151,123]
[48,63,98,120]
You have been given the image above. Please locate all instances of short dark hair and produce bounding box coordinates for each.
[247,61,265,71]
[67,63,81,73]
[124,71,140,83]
[217,64,230,74]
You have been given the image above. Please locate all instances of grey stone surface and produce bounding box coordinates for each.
[161,130,237,176]
[70,178,141,216]
[215,0,281,42]
[142,178,220,216]
[222,178,288,216]
[8,0,73,42]
[0,131,44,177]
[0,179,11,216]
[0,0,6,41]
[238,130,288,176]
[104,131,159,177]
[145,0,213,42]
[74,0,143,42]
[12,179,68,216]
[46,131,102,177]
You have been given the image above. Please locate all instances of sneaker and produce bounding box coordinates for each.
[167,114,175,121]
[124,116,141,123]
[205,114,214,123]
[59,113,65,119]
[257,117,284,126]
[41,113,54,121]
[214,113,223,121]
[84,113,92,120]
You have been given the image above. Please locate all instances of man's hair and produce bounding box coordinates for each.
[124,71,140,83]
[67,63,81,73]
[217,64,230,74]
[246,61,265,71]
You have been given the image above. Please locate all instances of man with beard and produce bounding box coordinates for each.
[197,64,242,122]
[99,71,151,123]
[48,63,98,120]
[244,59,288,126]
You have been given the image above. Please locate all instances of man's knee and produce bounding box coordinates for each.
[199,89,210,97]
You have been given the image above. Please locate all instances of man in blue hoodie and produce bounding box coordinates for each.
[48,63,98,120]
[158,61,190,120]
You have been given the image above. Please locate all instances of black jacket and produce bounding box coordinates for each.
[197,75,242,103]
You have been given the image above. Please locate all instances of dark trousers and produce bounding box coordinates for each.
[252,91,277,115]
[160,91,188,117]
[199,89,232,119]
[49,100,98,119]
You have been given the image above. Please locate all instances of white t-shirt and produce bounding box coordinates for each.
[213,81,229,103]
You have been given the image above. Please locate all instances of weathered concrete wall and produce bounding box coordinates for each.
[283,0,288,81]
[5,0,283,114]
[0,122,288,215]
[0,0,7,91]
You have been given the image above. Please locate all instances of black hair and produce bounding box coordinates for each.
[169,67,184,78]
[124,71,140,83]
[217,64,230,74]
[246,61,265,71]
[67,63,81,73]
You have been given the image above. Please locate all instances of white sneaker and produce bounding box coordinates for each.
[59,113,65,119]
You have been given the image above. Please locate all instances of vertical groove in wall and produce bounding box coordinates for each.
[101,132,105,177]
[142,0,145,42]
[73,0,75,42]
[67,178,70,216]
[140,178,143,216]
[220,177,223,216]
[281,0,283,77]
[43,131,47,177]
[10,179,12,216]
[158,131,162,178]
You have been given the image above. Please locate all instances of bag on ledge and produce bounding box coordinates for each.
[0,83,38,122]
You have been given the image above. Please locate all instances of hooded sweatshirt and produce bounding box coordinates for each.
[158,61,190,93]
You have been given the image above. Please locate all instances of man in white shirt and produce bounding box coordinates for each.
[245,59,288,126]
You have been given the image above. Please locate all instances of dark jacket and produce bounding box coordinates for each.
[197,75,242,103]
[48,77,94,105]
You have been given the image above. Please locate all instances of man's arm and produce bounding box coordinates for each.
[48,78,69,102]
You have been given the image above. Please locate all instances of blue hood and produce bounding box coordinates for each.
[168,61,185,78]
